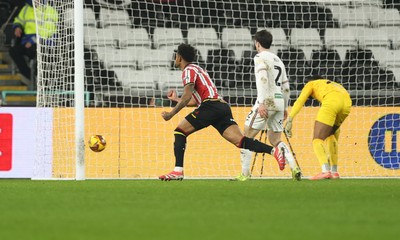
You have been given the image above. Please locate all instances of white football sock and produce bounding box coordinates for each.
[174,167,183,172]
[277,142,297,170]
[322,163,330,173]
[240,149,252,176]
[331,165,338,173]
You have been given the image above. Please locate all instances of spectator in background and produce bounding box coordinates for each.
[9,0,37,86]
[9,0,58,89]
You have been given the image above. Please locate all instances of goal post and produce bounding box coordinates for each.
[33,0,400,180]
[74,0,85,180]
[33,0,86,179]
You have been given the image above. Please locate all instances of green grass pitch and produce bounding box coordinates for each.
[0,179,399,240]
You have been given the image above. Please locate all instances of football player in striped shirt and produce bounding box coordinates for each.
[159,43,285,181]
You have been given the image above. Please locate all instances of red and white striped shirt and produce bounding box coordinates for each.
[182,64,219,106]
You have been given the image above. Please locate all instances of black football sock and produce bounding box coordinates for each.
[174,129,187,167]
[240,137,273,154]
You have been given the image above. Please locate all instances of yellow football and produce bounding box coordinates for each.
[88,135,106,152]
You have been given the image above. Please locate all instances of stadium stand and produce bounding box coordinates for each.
[371,7,400,27]
[221,27,253,61]
[156,69,183,93]
[99,48,137,69]
[327,4,371,27]
[116,27,151,49]
[100,8,131,27]
[1,0,399,107]
[187,27,220,63]
[153,27,184,51]
[290,28,322,61]
[324,28,358,61]
[84,28,117,48]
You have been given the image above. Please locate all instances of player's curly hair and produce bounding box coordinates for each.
[254,30,273,49]
[177,43,196,62]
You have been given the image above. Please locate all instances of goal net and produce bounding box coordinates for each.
[33,0,400,179]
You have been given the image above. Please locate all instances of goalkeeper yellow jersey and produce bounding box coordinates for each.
[289,79,350,119]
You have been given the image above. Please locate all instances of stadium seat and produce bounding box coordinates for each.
[354,27,391,49]
[187,27,220,62]
[290,28,322,61]
[372,49,400,68]
[378,26,400,49]
[351,27,391,60]
[290,28,322,47]
[221,28,253,61]
[113,69,157,89]
[137,49,174,70]
[156,70,183,93]
[116,27,151,49]
[324,28,358,61]
[358,5,383,27]
[324,27,358,48]
[326,4,370,27]
[83,8,97,27]
[98,49,137,69]
[84,28,117,47]
[100,8,131,27]
[371,8,400,27]
[153,28,184,51]
[371,49,400,88]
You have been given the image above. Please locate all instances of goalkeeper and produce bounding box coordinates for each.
[158,43,285,181]
[285,76,352,180]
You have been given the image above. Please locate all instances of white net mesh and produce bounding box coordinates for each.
[34,0,400,179]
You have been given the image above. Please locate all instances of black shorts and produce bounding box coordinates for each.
[185,99,238,135]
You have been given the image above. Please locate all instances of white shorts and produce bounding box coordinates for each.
[244,96,284,132]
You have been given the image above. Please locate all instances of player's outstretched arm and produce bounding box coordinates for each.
[167,89,197,106]
[162,84,194,121]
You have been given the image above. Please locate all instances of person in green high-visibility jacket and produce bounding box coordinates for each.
[9,0,58,86]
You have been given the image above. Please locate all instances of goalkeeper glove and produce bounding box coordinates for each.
[284,117,293,138]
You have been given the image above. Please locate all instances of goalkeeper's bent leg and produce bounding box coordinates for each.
[312,138,330,172]
[326,135,338,173]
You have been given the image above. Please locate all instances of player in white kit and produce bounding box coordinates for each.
[233,30,301,181]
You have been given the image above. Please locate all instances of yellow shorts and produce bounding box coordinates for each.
[316,92,352,127]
